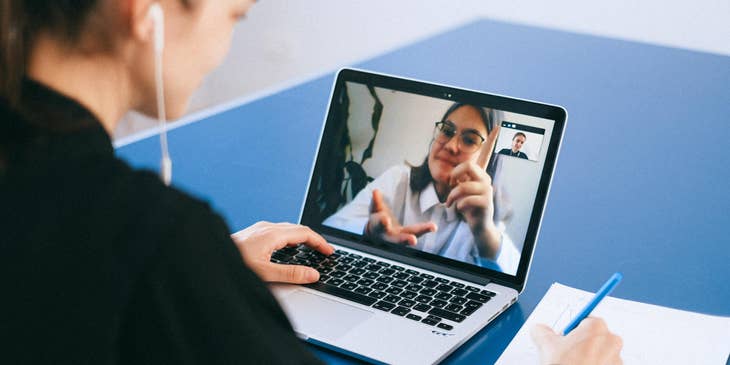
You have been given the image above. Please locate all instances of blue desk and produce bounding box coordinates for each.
[117,19,730,364]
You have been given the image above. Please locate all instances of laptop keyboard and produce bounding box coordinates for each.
[270,245,496,330]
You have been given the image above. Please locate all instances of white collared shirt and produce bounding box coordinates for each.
[323,165,520,275]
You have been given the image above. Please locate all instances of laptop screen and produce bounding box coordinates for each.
[302,69,565,286]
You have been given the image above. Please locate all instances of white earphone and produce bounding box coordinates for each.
[149,3,172,186]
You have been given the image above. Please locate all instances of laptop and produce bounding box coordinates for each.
[269,68,566,364]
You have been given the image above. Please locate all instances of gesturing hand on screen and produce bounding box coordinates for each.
[446,122,502,258]
[366,189,437,246]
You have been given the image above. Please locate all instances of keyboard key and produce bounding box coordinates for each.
[466,286,480,292]
[445,304,463,313]
[354,286,373,295]
[279,247,298,255]
[376,262,390,267]
[349,268,366,276]
[343,274,360,282]
[392,280,408,288]
[466,292,490,303]
[340,282,358,291]
[352,261,368,268]
[328,278,344,286]
[322,260,337,268]
[437,323,453,331]
[391,265,405,271]
[413,303,431,312]
[394,272,410,280]
[464,300,483,309]
[435,292,452,301]
[405,269,420,276]
[363,272,380,280]
[414,295,432,304]
[436,284,454,292]
[319,274,330,282]
[368,291,387,299]
[435,277,450,284]
[383,295,401,303]
[371,282,388,291]
[391,306,410,316]
[330,270,346,278]
[362,257,376,263]
[406,314,422,321]
[366,264,382,272]
[428,308,466,323]
[306,282,377,306]
[405,284,422,292]
[422,318,439,326]
[349,254,362,259]
[290,258,311,266]
[419,273,434,279]
[420,288,437,296]
[380,268,396,276]
[399,299,417,307]
[422,280,439,288]
[334,249,349,256]
[294,251,310,259]
[480,290,497,297]
[426,315,442,323]
[406,276,425,284]
[376,276,394,284]
[356,278,374,287]
[451,282,465,289]
[373,301,396,311]
[449,296,468,305]
[430,299,448,308]
[401,290,418,299]
[385,287,403,295]
[451,288,469,297]
[271,252,292,261]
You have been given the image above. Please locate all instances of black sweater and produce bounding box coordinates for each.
[0,79,321,364]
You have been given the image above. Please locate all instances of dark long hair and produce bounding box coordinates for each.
[0,1,197,107]
[0,1,104,107]
[409,103,497,192]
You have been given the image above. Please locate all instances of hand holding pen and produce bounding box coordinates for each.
[530,273,624,365]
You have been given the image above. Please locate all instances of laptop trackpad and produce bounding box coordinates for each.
[282,290,374,341]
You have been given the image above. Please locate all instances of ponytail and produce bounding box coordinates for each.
[0,0,103,108]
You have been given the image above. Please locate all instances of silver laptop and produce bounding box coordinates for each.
[270,68,566,364]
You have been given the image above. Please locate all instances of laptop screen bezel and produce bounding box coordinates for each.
[300,68,566,292]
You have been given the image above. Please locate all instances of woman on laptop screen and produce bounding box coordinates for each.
[324,102,520,274]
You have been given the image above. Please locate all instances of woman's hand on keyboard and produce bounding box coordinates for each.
[231,221,334,284]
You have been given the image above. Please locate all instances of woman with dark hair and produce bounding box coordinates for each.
[0,1,329,363]
[0,1,622,364]
[324,103,521,274]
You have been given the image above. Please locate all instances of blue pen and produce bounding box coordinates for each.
[562,272,623,335]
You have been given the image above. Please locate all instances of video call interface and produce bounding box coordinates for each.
[315,81,555,276]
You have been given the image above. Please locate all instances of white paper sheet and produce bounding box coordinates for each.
[496,283,730,365]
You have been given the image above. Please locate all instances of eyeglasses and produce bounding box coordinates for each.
[433,121,486,154]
